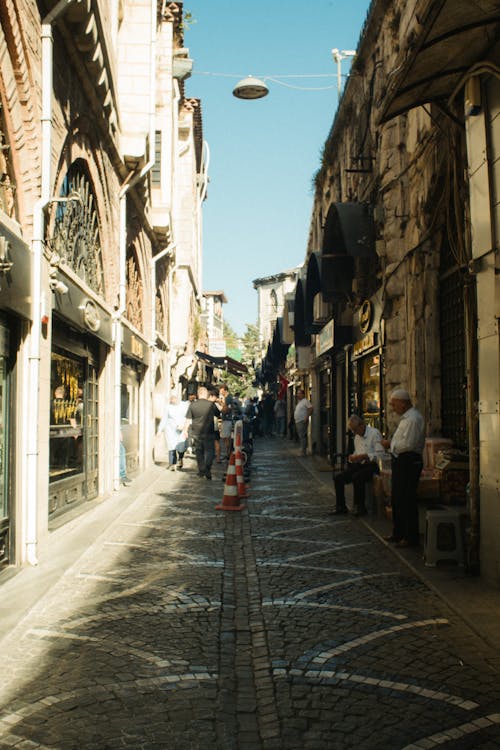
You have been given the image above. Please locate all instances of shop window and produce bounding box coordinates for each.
[49,351,85,482]
[121,381,139,426]
[361,354,380,425]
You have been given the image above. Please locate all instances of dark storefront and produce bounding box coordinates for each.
[349,300,383,432]
[315,320,334,460]
[0,315,16,567]
[0,219,31,565]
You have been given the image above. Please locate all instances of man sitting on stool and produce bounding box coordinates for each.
[331,415,385,516]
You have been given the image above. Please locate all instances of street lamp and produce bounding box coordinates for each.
[232,75,269,100]
[331,49,356,96]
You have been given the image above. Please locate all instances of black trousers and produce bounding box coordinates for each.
[333,461,379,511]
[391,452,423,543]
[193,434,215,475]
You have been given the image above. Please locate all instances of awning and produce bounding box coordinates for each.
[306,251,354,301]
[380,0,500,123]
[322,203,375,258]
[282,293,295,345]
[304,253,325,334]
[270,318,290,365]
[292,276,311,348]
[195,350,248,376]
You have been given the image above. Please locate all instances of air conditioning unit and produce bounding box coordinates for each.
[313,293,329,324]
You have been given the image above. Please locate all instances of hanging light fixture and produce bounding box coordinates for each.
[232,75,269,100]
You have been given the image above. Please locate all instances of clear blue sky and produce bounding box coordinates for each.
[184,1,372,337]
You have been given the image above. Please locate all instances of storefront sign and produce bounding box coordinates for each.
[359,299,373,334]
[316,319,334,357]
[209,338,226,357]
[121,324,149,364]
[353,331,376,357]
[82,299,101,333]
[0,221,31,319]
[54,274,113,345]
[130,334,144,360]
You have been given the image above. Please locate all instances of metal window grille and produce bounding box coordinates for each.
[439,267,467,449]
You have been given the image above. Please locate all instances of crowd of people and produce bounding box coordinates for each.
[157,386,292,477]
[157,381,426,549]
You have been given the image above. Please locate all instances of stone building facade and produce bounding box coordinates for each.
[0,1,206,571]
[253,267,301,352]
[284,0,500,583]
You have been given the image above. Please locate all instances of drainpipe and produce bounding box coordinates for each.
[150,242,175,409]
[150,244,176,348]
[25,0,77,566]
[113,0,157,490]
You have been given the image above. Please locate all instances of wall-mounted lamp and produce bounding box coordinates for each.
[465,76,481,117]
[331,49,356,96]
[48,264,69,295]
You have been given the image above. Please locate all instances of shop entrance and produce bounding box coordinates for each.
[49,323,100,520]
[318,363,332,460]
[121,361,142,477]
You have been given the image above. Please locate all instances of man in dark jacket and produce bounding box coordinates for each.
[182,386,220,479]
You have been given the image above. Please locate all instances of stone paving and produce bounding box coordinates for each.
[1,439,500,749]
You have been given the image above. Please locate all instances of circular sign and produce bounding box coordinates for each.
[82,299,101,332]
[359,299,373,334]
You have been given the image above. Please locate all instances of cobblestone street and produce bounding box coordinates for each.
[1,439,500,750]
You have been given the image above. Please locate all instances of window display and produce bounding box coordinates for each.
[361,354,381,428]
[49,351,85,482]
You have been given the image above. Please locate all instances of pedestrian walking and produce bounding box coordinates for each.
[381,387,425,548]
[182,386,220,479]
[273,397,287,437]
[294,388,313,456]
[219,383,234,460]
[331,414,385,516]
[261,392,275,437]
[208,387,223,463]
[158,395,189,471]
[119,431,131,485]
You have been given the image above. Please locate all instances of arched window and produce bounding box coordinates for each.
[0,108,16,219]
[270,288,278,314]
[50,160,105,296]
[125,246,144,332]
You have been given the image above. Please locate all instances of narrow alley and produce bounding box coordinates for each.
[1,439,500,750]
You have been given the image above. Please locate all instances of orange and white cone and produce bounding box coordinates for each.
[215,452,246,511]
[235,448,249,498]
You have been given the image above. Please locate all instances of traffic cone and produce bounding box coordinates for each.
[235,448,249,498]
[215,452,246,511]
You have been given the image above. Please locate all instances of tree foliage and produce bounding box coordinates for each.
[220,322,261,398]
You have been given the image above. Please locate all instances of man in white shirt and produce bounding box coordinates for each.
[381,387,425,547]
[293,388,313,456]
[332,414,385,516]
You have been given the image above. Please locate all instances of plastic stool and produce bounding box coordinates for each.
[424,509,465,567]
